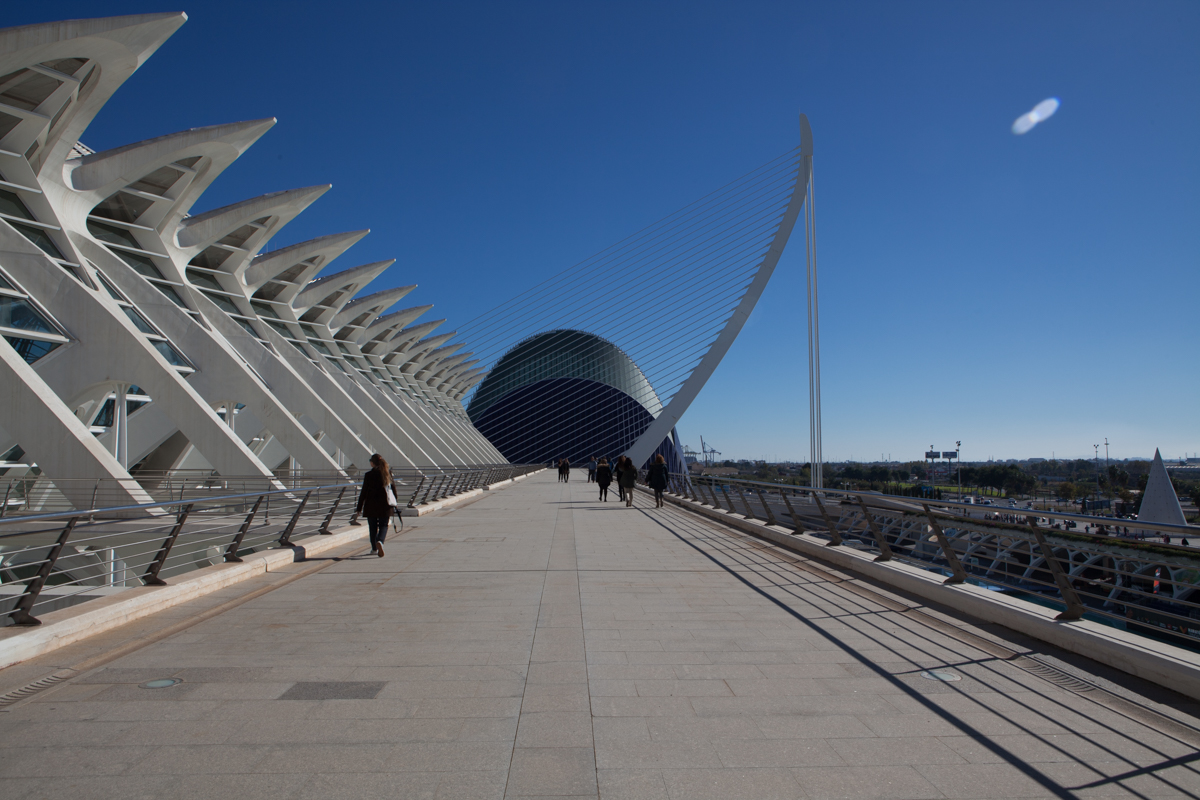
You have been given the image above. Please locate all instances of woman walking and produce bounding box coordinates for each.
[619,456,638,507]
[647,454,669,508]
[561,458,571,482]
[613,457,625,501]
[596,457,612,501]
[355,453,396,557]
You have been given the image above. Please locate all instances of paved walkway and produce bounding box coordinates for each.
[2,472,1200,799]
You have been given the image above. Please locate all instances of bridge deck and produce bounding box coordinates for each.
[2,472,1199,799]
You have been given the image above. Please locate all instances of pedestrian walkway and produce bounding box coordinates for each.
[2,472,1199,799]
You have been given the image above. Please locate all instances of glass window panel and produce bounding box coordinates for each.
[188,247,228,270]
[300,324,320,338]
[121,305,157,335]
[0,295,57,335]
[202,290,239,314]
[264,319,293,338]
[87,220,141,249]
[250,301,279,319]
[185,269,224,291]
[151,339,187,367]
[115,250,165,279]
[234,318,259,338]
[4,335,60,364]
[307,338,332,356]
[126,399,148,416]
[9,222,65,260]
[0,189,35,220]
[0,272,13,291]
[92,397,115,428]
[153,282,187,308]
[95,273,123,300]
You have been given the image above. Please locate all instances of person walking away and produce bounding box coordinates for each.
[647,454,669,508]
[620,456,638,507]
[562,458,571,482]
[355,453,396,557]
[557,459,566,482]
[596,457,612,501]
[587,456,598,483]
[613,457,625,501]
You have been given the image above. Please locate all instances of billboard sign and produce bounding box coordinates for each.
[925,451,940,459]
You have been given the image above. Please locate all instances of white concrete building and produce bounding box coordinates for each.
[0,13,504,505]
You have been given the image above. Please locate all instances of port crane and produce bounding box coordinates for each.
[700,436,722,467]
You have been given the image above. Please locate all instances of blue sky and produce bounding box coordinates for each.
[14,1,1199,462]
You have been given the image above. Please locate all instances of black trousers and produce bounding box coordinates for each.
[367,516,389,549]
[599,485,608,501]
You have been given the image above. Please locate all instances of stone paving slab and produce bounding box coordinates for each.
[2,472,1200,799]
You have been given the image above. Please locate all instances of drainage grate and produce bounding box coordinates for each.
[278,681,385,700]
[0,672,72,709]
[1012,657,1096,693]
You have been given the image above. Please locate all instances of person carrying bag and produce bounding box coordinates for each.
[355,453,397,557]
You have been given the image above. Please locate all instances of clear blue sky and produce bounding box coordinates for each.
[15,2,1199,462]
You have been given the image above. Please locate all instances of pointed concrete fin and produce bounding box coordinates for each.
[331,283,412,330]
[405,334,459,368]
[67,119,276,198]
[293,260,393,314]
[362,304,432,341]
[0,13,187,69]
[1140,449,1187,527]
[244,230,368,289]
[426,352,474,379]
[384,320,445,354]
[176,185,330,251]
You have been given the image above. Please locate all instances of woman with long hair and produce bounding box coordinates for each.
[647,453,669,508]
[355,453,396,557]
[613,457,625,501]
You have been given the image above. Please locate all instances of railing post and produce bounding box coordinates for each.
[318,486,348,534]
[278,490,313,548]
[756,489,778,526]
[409,477,426,508]
[855,497,894,562]
[1029,518,1086,621]
[9,516,80,626]
[739,488,757,520]
[811,494,842,546]
[225,495,265,562]
[718,485,734,512]
[922,504,968,585]
[420,476,437,505]
[780,491,802,532]
[144,504,194,586]
[706,483,721,508]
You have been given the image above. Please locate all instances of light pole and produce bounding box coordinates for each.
[1093,444,1101,513]
[956,441,962,503]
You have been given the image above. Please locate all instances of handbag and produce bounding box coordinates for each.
[385,482,398,507]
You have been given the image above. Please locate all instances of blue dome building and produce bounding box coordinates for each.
[466,330,682,468]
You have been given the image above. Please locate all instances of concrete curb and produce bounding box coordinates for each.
[665,492,1200,701]
[400,469,541,517]
[0,524,367,671]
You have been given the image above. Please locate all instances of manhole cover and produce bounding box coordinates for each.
[140,678,183,689]
[920,670,961,682]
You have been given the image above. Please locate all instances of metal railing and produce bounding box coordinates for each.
[644,471,1200,651]
[0,464,542,626]
[0,464,541,517]
[396,464,542,508]
[0,481,357,627]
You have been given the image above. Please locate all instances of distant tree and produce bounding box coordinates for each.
[1057,482,1077,501]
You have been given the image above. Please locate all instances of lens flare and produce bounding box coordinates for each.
[1011,97,1060,135]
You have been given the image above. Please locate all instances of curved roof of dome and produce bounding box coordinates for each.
[467,329,662,421]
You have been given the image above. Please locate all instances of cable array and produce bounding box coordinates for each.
[452,147,804,461]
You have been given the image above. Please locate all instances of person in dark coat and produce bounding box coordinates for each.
[596,457,612,501]
[619,456,639,507]
[355,453,396,557]
[647,453,669,508]
[561,458,571,482]
[613,457,625,501]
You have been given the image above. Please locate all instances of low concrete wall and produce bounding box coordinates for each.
[401,468,542,517]
[0,524,367,671]
[666,492,1200,701]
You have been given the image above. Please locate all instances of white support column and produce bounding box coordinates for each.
[114,383,129,469]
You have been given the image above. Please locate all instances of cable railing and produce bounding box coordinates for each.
[644,471,1200,651]
[0,464,537,517]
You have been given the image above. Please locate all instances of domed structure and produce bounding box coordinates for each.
[467,330,681,467]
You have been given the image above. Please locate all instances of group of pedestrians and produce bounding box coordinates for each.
[552,453,671,508]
